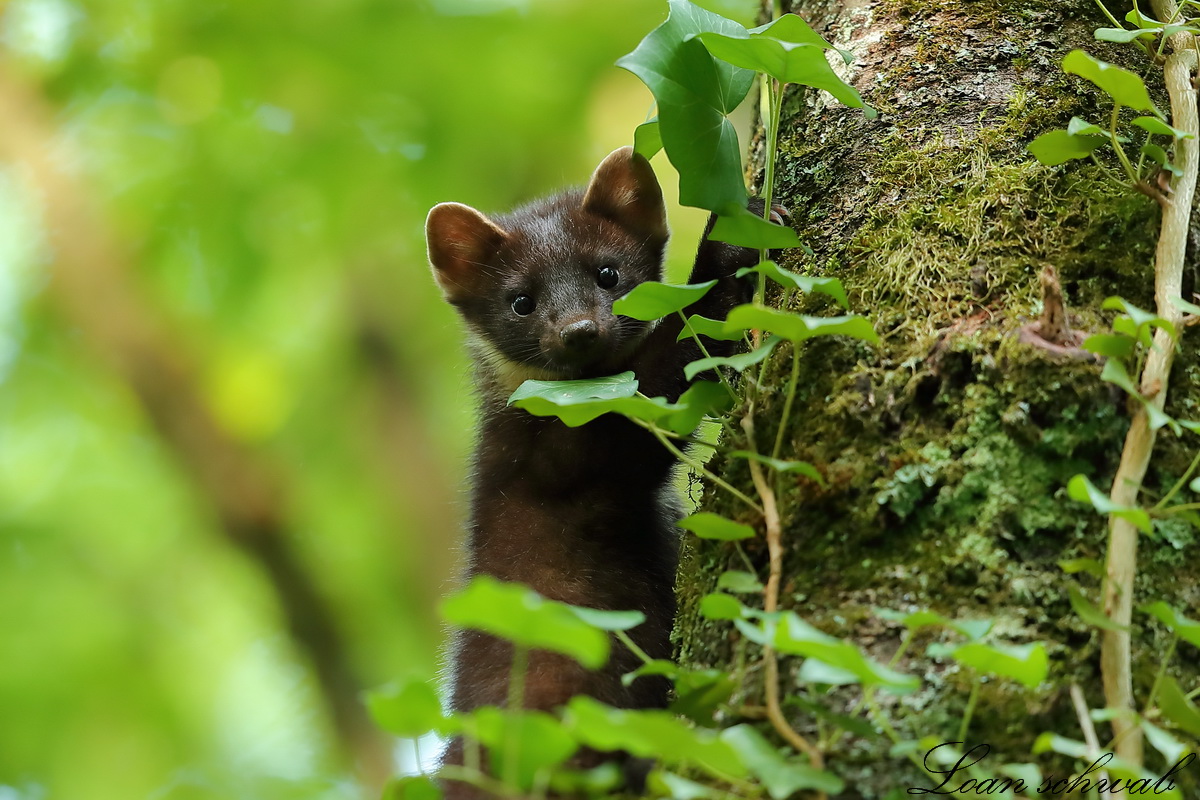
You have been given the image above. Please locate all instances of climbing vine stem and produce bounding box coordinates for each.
[1100,0,1198,767]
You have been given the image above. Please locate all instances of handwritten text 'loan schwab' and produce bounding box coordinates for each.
[907,743,1196,796]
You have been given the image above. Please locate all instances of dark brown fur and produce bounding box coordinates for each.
[426,148,764,796]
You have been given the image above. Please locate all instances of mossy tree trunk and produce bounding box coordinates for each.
[676,1,1200,796]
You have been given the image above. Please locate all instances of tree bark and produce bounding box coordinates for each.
[677,1,1200,796]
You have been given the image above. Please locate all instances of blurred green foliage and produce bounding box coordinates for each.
[0,0,754,798]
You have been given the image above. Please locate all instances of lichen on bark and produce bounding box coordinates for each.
[675,1,1200,796]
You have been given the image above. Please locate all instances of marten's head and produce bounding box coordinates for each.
[426,147,668,388]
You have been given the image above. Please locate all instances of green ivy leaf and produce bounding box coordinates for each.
[441,577,611,668]
[1094,26,1160,42]
[1062,49,1159,115]
[936,641,1049,688]
[708,204,803,248]
[1141,720,1190,764]
[564,696,747,779]
[700,592,745,620]
[1163,23,1200,37]
[1132,115,1195,139]
[1159,676,1200,738]
[1100,358,1177,433]
[694,14,870,112]
[1058,557,1105,579]
[1170,295,1200,316]
[621,660,734,724]
[672,668,737,725]
[1068,584,1129,632]
[724,304,878,343]
[1028,129,1108,166]
[1082,333,1136,359]
[797,658,859,685]
[773,612,919,693]
[634,118,663,158]
[383,776,443,800]
[1141,142,1183,176]
[1067,116,1106,136]
[1032,734,1180,796]
[510,371,637,407]
[568,606,646,631]
[718,570,765,593]
[721,724,845,797]
[1126,8,1165,28]
[616,0,755,212]
[678,314,746,342]
[508,373,724,434]
[679,512,756,540]
[366,678,445,738]
[664,380,734,435]
[1067,474,1153,534]
[734,617,771,646]
[614,280,718,320]
[467,707,580,788]
[1140,601,1200,649]
[874,608,993,640]
[786,696,881,739]
[508,373,660,427]
[1033,732,1090,758]
[650,771,722,800]
[623,659,679,686]
[727,449,825,484]
[735,260,849,308]
[1105,295,1176,341]
[684,335,781,379]
[1000,763,1043,790]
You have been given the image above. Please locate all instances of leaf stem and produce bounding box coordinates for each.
[1093,0,1127,28]
[615,629,655,666]
[1091,152,1131,187]
[679,310,739,401]
[1110,104,1141,182]
[742,408,824,776]
[1159,501,1200,513]
[636,418,763,513]
[734,540,758,575]
[438,765,514,798]
[771,343,802,461]
[1153,448,1200,509]
[957,680,982,744]
[1143,633,1179,714]
[504,644,528,792]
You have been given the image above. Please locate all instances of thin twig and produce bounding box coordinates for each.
[1070,684,1113,800]
[636,419,764,513]
[742,408,825,777]
[771,344,802,461]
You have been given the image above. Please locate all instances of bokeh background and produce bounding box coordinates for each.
[0,1,754,798]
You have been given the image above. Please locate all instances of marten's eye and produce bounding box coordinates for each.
[597,266,620,289]
[511,295,536,316]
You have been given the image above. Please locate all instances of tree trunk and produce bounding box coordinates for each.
[677,1,1200,796]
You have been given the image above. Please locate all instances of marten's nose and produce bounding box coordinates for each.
[560,319,599,351]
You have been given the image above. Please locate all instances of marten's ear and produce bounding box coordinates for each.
[426,202,509,303]
[582,146,668,246]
